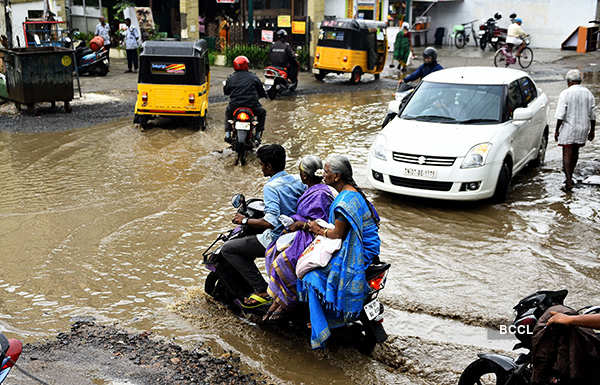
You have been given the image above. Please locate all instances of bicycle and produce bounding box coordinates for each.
[453,20,479,48]
[493,36,533,69]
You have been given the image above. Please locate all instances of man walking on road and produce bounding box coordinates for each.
[123,18,140,73]
[555,69,596,191]
[95,16,111,62]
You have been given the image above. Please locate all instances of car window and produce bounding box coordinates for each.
[518,77,537,105]
[506,80,524,119]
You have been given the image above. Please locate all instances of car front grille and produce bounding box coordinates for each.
[389,175,453,191]
[392,152,456,167]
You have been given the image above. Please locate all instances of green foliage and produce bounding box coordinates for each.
[224,45,270,69]
[113,1,135,22]
[208,51,216,66]
[74,31,95,45]
[296,46,309,71]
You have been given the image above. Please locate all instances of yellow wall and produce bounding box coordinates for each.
[180,0,199,40]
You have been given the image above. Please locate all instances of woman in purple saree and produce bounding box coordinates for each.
[263,156,336,321]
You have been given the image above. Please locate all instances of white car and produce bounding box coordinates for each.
[369,67,549,201]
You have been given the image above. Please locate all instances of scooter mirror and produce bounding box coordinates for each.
[231,194,245,208]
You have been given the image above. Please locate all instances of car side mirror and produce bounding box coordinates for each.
[231,194,245,208]
[513,107,533,121]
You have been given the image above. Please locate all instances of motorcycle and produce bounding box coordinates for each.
[479,13,507,51]
[0,333,22,383]
[202,193,391,353]
[226,108,259,166]
[64,36,109,76]
[263,64,298,100]
[458,289,600,385]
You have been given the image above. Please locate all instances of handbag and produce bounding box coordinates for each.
[296,235,342,279]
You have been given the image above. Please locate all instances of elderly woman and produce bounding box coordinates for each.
[298,155,381,349]
[263,156,337,321]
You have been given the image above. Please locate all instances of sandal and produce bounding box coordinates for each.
[241,293,272,309]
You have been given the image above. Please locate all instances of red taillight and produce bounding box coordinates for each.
[189,93,195,103]
[343,56,348,62]
[1,339,22,370]
[141,92,148,102]
[238,112,250,121]
[368,271,387,291]
[479,25,486,30]
[316,53,320,59]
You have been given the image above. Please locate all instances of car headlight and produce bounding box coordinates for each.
[372,135,388,161]
[461,143,492,168]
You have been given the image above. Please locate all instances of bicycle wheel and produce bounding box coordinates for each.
[493,50,507,67]
[518,47,534,69]
[455,32,466,48]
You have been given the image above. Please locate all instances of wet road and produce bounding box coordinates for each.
[1,80,599,384]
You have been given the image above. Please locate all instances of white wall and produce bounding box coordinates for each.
[325,0,347,18]
[424,0,598,49]
[70,5,102,33]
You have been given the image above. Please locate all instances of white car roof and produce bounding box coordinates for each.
[423,66,530,85]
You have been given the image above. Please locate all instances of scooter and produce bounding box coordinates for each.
[0,333,22,383]
[382,81,417,128]
[226,108,259,166]
[458,290,600,385]
[202,193,390,353]
[64,36,109,76]
[478,13,507,51]
[263,64,298,100]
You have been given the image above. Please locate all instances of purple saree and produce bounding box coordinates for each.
[265,184,335,307]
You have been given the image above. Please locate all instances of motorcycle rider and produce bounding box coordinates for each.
[269,29,298,87]
[223,56,267,145]
[221,144,305,308]
[507,17,528,57]
[399,47,443,85]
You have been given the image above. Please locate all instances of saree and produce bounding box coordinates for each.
[393,30,410,63]
[265,184,335,308]
[297,190,381,349]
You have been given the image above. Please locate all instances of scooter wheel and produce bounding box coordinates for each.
[458,358,510,385]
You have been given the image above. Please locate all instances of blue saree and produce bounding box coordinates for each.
[297,190,380,349]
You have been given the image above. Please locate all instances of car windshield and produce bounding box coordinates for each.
[400,81,504,124]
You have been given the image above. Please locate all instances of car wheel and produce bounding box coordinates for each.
[531,129,548,167]
[492,160,512,203]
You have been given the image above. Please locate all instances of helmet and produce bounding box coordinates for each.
[233,55,249,71]
[494,12,502,20]
[422,47,438,62]
[276,29,288,40]
[515,18,523,24]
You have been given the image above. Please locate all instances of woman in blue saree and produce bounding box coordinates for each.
[299,155,381,349]
[263,156,336,321]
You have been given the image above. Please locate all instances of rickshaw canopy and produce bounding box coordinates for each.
[139,40,209,85]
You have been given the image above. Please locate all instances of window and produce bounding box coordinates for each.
[506,80,524,119]
[518,77,537,105]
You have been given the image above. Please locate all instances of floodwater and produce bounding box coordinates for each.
[1,82,599,384]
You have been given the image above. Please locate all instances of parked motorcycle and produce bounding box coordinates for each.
[226,108,259,166]
[64,36,109,76]
[479,13,507,51]
[0,333,22,383]
[263,65,298,100]
[458,289,600,385]
[202,193,391,353]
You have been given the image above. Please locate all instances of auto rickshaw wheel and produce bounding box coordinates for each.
[351,67,362,85]
[314,71,326,81]
[374,73,380,80]
[64,101,72,113]
[192,116,206,131]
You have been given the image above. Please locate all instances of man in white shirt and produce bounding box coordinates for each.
[506,18,527,57]
[94,16,111,61]
[123,18,140,73]
[554,69,596,191]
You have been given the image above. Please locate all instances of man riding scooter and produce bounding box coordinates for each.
[399,46,443,86]
[269,29,298,88]
[224,56,267,145]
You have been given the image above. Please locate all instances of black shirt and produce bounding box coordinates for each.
[223,70,267,107]
[269,40,295,68]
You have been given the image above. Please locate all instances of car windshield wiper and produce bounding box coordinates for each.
[458,118,499,124]
[414,115,457,122]
[400,115,419,120]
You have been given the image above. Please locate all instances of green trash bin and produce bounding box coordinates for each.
[206,36,217,51]
[0,46,75,112]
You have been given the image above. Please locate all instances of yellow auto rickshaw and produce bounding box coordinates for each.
[134,40,209,130]
[313,18,387,84]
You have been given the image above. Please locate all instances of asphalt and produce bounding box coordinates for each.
[1,45,598,133]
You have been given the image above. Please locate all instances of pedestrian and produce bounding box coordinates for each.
[391,22,411,72]
[123,18,140,73]
[218,16,229,52]
[95,16,111,62]
[554,69,596,191]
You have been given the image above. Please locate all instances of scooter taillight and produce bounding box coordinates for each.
[237,112,250,121]
[1,339,22,370]
[368,271,388,291]
[479,25,486,30]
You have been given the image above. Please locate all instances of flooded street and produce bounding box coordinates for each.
[1,82,599,384]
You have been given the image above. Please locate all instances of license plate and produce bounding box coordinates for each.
[491,37,498,42]
[312,68,320,74]
[235,122,251,130]
[264,78,274,85]
[403,168,436,179]
[364,299,381,321]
